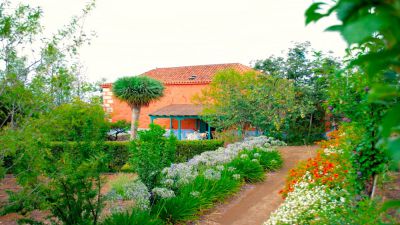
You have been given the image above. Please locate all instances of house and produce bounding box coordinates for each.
[101,63,254,140]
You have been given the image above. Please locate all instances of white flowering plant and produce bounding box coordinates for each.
[105,136,285,224]
[106,178,151,211]
[160,136,285,188]
[265,178,349,225]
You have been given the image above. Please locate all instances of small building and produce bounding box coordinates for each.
[101,63,254,140]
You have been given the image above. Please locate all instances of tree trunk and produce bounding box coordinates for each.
[307,113,313,145]
[370,174,378,199]
[130,105,141,140]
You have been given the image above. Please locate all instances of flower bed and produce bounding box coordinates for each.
[103,136,286,224]
[279,150,351,198]
[266,180,348,225]
[264,126,395,225]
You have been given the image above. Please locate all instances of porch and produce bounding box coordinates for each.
[149,104,212,140]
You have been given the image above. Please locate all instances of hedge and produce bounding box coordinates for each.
[49,140,224,172]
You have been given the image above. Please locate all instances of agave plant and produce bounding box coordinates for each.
[112,76,164,139]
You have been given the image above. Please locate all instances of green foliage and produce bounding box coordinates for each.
[227,156,265,183]
[253,42,342,144]
[20,139,224,173]
[108,173,137,199]
[305,0,400,171]
[190,171,241,205]
[130,124,177,191]
[112,76,164,107]
[0,189,46,216]
[194,69,295,136]
[47,100,109,141]
[153,171,241,223]
[257,149,283,171]
[0,101,107,224]
[103,142,132,172]
[0,0,99,130]
[174,140,224,162]
[317,198,398,225]
[152,193,200,223]
[101,209,163,225]
[112,76,165,139]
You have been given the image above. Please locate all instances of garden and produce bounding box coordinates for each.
[1,0,399,224]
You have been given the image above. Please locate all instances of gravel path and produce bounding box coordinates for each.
[195,145,318,225]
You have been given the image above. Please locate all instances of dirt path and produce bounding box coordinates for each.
[195,145,318,225]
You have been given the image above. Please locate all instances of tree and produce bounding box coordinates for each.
[0,0,101,182]
[305,0,400,195]
[194,69,295,137]
[0,0,98,130]
[253,42,341,144]
[108,120,130,140]
[0,100,109,224]
[112,76,164,140]
[130,124,176,192]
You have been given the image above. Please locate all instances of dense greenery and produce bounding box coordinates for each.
[1,101,108,224]
[112,76,165,139]
[1,0,398,223]
[194,69,295,138]
[101,208,163,225]
[253,42,341,144]
[34,139,225,172]
[130,124,177,191]
[0,0,102,181]
[306,0,400,195]
[0,0,99,130]
[102,136,285,224]
[174,139,224,162]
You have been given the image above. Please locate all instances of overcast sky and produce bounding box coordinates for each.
[25,0,347,82]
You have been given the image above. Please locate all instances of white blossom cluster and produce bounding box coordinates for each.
[161,136,285,187]
[204,168,222,180]
[106,179,151,210]
[152,187,176,199]
[323,147,344,155]
[264,178,348,225]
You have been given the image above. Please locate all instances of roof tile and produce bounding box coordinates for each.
[143,63,253,84]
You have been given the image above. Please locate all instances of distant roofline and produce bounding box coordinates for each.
[100,63,255,87]
[143,62,245,71]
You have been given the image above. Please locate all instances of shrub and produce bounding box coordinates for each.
[257,149,283,171]
[103,142,131,171]
[1,101,108,224]
[108,174,137,199]
[152,171,241,224]
[317,198,397,225]
[265,180,349,225]
[279,150,351,198]
[227,156,265,183]
[130,124,177,191]
[179,169,241,208]
[101,209,163,225]
[152,193,200,223]
[36,139,224,173]
[106,177,150,211]
[175,140,224,162]
[161,136,284,188]
[213,129,242,144]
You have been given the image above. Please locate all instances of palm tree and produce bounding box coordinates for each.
[112,76,164,139]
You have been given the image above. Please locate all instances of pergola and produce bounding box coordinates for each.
[149,104,210,140]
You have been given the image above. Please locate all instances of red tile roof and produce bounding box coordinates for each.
[100,63,254,88]
[143,63,253,84]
